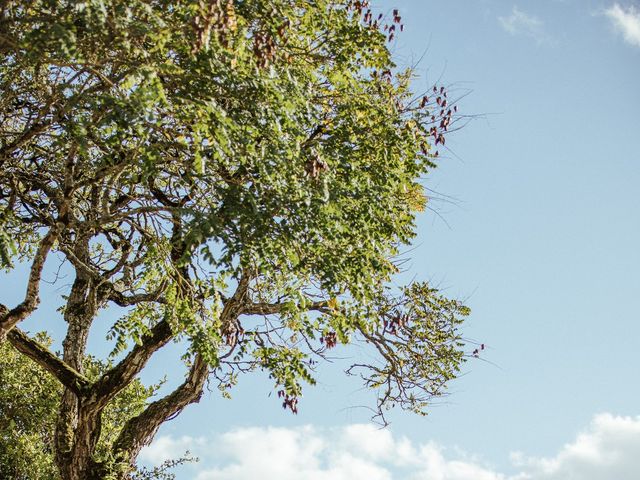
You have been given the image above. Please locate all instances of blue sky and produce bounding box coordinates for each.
[3,1,640,479]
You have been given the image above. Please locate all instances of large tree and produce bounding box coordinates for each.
[0,0,468,479]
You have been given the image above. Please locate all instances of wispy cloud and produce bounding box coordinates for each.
[141,413,640,479]
[604,4,640,48]
[498,7,549,44]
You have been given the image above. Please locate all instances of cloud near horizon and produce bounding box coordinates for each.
[498,7,549,44]
[604,4,640,48]
[140,413,640,480]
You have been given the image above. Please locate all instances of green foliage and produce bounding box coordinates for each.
[353,283,471,416]
[0,334,59,480]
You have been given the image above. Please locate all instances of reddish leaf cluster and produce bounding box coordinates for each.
[319,331,337,349]
[305,153,329,179]
[352,1,404,42]
[192,0,237,52]
[419,85,459,156]
[347,0,371,15]
[384,9,403,42]
[254,18,292,68]
[383,311,409,335]
[278,390,299,414]
[253,31,277,68]
[191,0,293,68]
[352,4,461,160]
[472,343,485,358]
[360,5,460,161]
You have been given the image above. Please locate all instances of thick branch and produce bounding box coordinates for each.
[219,271,250,319]
[241,300,328,316]
[105,283,167,307]
[113,354,209,462]
[89,320,174,408]
[106,274,261,465]
[0,119,53,164]
[6,327,90,396]
[0,228,57,340]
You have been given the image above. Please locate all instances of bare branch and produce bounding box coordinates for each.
[104,282,167,307]
[241,300,329,316]
[0,228,57,340]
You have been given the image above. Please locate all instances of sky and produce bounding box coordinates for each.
[2,1,640,479]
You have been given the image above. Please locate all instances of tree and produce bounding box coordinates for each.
[0,1,468,479]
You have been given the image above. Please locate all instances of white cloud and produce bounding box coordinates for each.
[191,424,502,480]
[604,4,640,48]
[138,434,205,465]
[498,7,549,44]
[511,413,640,480]
[141,413,640,480]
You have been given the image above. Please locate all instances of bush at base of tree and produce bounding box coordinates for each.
[0,334,187,479]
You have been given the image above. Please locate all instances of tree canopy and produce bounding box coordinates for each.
[0,1,468,479]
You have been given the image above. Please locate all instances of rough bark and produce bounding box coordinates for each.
[111,354,209,470]
[55,242,102,480]
[6,327,90,396]
[90,319,174,409]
